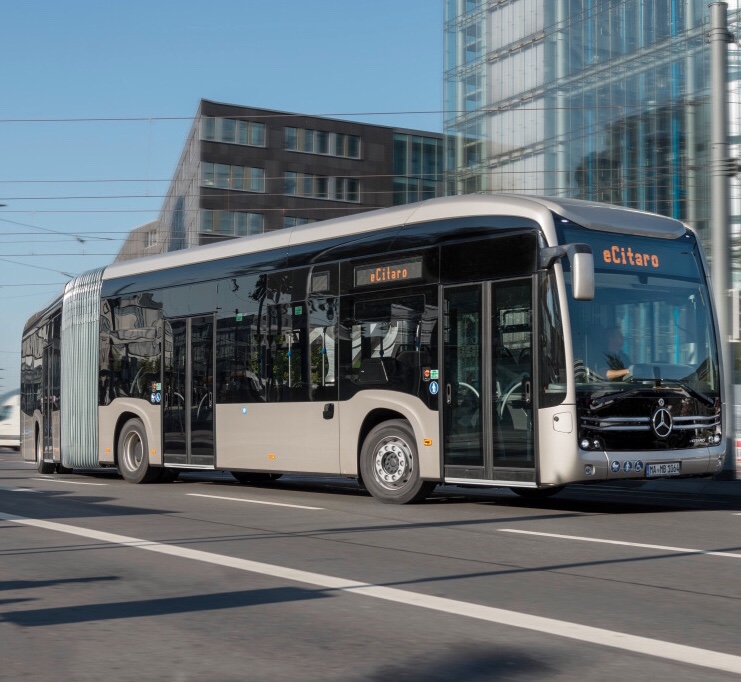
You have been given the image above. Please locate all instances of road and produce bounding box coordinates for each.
[1,446,740,681]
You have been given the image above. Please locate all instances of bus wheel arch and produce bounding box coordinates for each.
[116,415,158,484]
[359,417,436,504]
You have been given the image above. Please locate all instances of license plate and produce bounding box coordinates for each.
[646,462,681,478]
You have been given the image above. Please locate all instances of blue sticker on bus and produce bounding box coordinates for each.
[610,460,621,473]
[623,460,633,473]
[429,381,439,395]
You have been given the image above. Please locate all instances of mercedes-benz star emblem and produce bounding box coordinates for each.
[651,407,673,438]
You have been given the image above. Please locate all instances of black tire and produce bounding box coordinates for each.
[117,418,159,484]
[55,463,74,475]
[36,433,55,474]
[360,419,436,504]
[510,485,564,499]
[231,472,283,485]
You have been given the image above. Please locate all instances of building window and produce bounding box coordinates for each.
[285,127,298,150]
[250,122,266,146]
[145,230,157,249]
[285,127,361,159]
[201,209,263,237]
[335,178,360,202]
[215,163,231,189]
[285,172,358,202]
[284,171,297,195]
[221,118,235,143]
[201,162,265,193]
[201,116,267,147]
[283,216,314,228]
[202,117,216,141]
[250,167,265,193]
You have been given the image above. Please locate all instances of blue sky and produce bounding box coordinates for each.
[0,1,443,394]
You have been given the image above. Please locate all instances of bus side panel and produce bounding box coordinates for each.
[215,402,339,474]
[98,400,163,466]
[338,391,441,479]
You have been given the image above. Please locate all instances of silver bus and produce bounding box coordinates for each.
[20,195,725,502]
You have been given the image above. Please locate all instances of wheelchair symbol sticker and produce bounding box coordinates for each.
[429,381,439,395]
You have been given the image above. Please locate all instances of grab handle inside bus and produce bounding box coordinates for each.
[539,243,594,301]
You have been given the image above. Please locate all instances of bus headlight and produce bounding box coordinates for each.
[580,438,591,450]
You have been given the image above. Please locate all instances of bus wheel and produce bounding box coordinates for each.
[360,420,436,504]
[117,418,158,484]
[510,485,564,499]
[231,472,282,485]
[55,463,74,475]
[36,434,55,475]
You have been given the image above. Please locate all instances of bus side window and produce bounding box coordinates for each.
[309,296,338,402]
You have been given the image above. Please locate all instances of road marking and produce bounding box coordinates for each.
[0,512,740,674]
[188,493,322,510]
[499,529,741,559]
[31,478,108,486]
[0,486,38,493]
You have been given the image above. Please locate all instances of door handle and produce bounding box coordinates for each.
[323,403,335,420]
[446,383,452,405]
[524,380,531,405]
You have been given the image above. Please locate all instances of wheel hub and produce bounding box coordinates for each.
[374,440,410,487]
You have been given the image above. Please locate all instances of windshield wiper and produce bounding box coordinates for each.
[655,379,715,408]
[589,387,646,410]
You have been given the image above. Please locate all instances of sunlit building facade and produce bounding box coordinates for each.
[444,0,741,265]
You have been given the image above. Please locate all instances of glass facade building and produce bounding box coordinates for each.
[444,0,741,273]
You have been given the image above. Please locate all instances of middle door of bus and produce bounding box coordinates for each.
[163,315,215,467]
[442,278,535,483]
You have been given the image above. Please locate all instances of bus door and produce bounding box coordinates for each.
[163,315,215,467]
[442,278,535,484]
[41,344,55,460]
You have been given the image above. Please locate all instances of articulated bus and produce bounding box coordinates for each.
[20,195,725,502]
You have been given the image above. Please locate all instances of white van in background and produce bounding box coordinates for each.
[0,393,20,450]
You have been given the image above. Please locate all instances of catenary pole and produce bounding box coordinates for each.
[709,2,736,477]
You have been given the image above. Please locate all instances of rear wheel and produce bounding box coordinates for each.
[360,420,436,504]
[231,472,282,485]
[36,432,55,474]
[117,418,158,484]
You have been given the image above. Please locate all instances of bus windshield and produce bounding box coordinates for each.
[558,224,720,399]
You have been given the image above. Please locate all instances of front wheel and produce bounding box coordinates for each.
[117,418,159,484]
[360,420,436,504]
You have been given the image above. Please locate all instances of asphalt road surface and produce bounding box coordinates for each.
[1,446,740,681]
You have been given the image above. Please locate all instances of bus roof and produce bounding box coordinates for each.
[102,194,688,282]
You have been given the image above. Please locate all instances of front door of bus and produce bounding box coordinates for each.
[163,315,215,467]
[442,279,535,483]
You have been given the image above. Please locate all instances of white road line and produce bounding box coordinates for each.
[188,493,322,510]
[499,528,741,559]
[0,512,740,675]
[30,478,108,486]
[0,486,38,493]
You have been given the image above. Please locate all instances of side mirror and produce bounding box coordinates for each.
[570,247,594,300]
[539,243,594,301]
